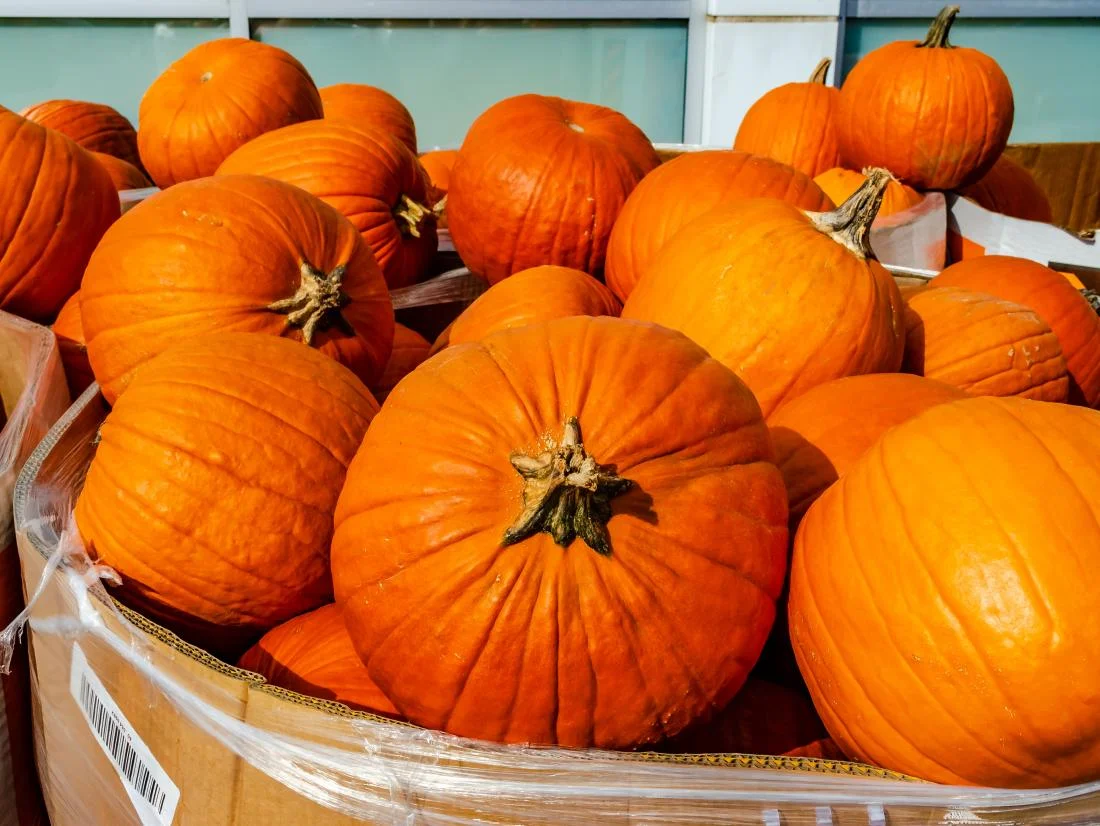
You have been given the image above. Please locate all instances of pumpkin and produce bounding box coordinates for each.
[733,58,840,178]
[904,285,1069,401]
[784,739,847,761]
[19,99,142,169]
[933,255,1100,407]
[52,292,95,398]
[320,84,417,154]
[137,38,323,188]
[371,323,431,402]
[790,396,1100,787]
[622,169,905,417]
[75,333,379,656]
[447,94,659,284]
[769,374,966,528]
[960,154,1053,223]
[217,121,437,290]
[238,604,399,718]
[0,108,119,322]
[605,150,833,302]
[81,174,394,404]
[331,316,788,748]
[836,6,1014,190]
[91,151,152,192]
[813,167,923,219]
[419,149,458,195]
[431,265,620,353]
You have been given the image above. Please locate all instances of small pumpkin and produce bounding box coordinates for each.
[371,323,431,403]
[81,174,394,404]
[447,94,660,284]
[52,292,95,398]
[960,154,1053,223]
[791,396,1100,787]
[91,151,152,192]
[903,286,1069,401]
[217,121,437,290]
[0,108,119,322]
[75,333,379,656]
[320,84,417,154]
[784,739,848,761]
[622,169,904,417]
[933,256,1100,407]
[419,149,458,196]
[138,38,323,188]
[813,167,923,219]
[19,99,142,169]
[331,316,788,748]
[733,58,840,178]
[238,604,399,718]
[605,150,834,301]
[836,6,1014,190]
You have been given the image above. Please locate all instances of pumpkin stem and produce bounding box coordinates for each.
[1082,288,1100,315]
[807,167,893,259]
[809,58,831,85]
[267,261,353,345]
[394,194,433,239]
[503,417,632,557]
[432,193,448,219]
[918,5,960,48]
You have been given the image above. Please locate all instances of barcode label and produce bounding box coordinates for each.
[70,643,180,826]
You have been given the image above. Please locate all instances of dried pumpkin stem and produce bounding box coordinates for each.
[267,261,353,345]
[1082,288,1100,315]
[503,417,632,557]
[432,193,448,219]
[809,58,831,85]
[394,194,433,239]
[918,5,959,49]
[808,167,893,259]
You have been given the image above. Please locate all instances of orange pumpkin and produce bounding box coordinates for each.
[320,84,417,154]
[0,108,119,322]
[903,286,1069,401]
[605,150,833,302]
[960,154,1053,223]
[419,149,458,195]
[447,94,659,284]
[138,38,323,188]
[813,167,923,218]
[933,255,1100,407]
[217,121,436,290]
[51,292,95,398]
[82,174,394,404]
[836,7,1014,190]
[733,58,840,178]
[371,323,431,402]
[791,396,1100,787]
[784,739,848,761]
[769,374,966,528]
[622,169,904,417]
[331,316,788,748]
[19,99,142,169]
[75,333,379,656]
[431,265,620,353]
[238,604,399,718]
[91,151,152,192]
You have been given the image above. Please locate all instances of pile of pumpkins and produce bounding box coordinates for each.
[3,5,1099,791]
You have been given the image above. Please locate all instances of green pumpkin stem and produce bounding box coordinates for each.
[394,194,433,239]
[808,167,893,259]
[268,261,353,345]
[918,6,960,49]
[809,58,831,85]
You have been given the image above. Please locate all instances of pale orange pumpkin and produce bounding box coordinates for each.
[320,84,417,154]
[91,151,152,192]
[814,167,923,219]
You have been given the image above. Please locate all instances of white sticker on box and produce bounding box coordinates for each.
[70,643,180,826]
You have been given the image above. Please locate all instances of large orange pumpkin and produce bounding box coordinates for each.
[217,121,437,290]
[605,150,834,301]
[622,169,905,417]
[19,99,142,169]
[75,333,379,656]
[959,154,1053,223]
[81,174,394,404]
[0,108,119,322]
[52,292,95,398]
[933,255,1100,407]
[791,396,1100,787]
[813,167,922,219]
[447,94,659,284]
[370,323,431,403]
[91,151,152,192]
[238,604,399,718]
[836,7,1014,190]
[733,58,840,178]
[320,84,417,154]
[138,38,323,188]
[331,316,788,748]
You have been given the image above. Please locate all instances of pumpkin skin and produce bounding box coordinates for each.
[622,171,905,417]
[790,396,1100,787]
[371,323,431,403]
[238,604,399,718]
[934,256,1100,407]
[320,84,417,154]
[904,286,1069,401]
[431,265,621,352]
[19,99,142,169]
[331,316,788,748]
[836,7,1013,190]
[0,109,120,322]
[605,150,833,301]
[75,333,379,657]
[447,94,659,284]
[138,38,323,188]
[419,149,458,195]
[81,175,393,405]
[91,151,152,192]
[52,292,95,398]
[217,121,437,290]
[959,154,1053,223]
[733,58,840,178]
[813,167,923,219]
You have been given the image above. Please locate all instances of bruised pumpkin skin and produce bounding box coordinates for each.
[959,154,1053,223]
[81,174,394,404]
[75,333,379,657]
[51,292,95,399]
[813,167,923,219]
[320,84,418,155]
[332,316,788,748]
[370,323,431,403]
[791,397,1100,787]
[605,150,833,302]
[91,151,152,192]
[20,99,142,169]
